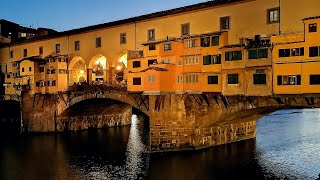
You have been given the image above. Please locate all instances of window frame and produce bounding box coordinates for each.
[55,43,61,53]
[220,16,230,30]
[225,51,242,61]
[181,23,190,36]
[227,74,239,84]
[39,46,43,55]
[75,41,80,51]
[147,29,155,41]
[132,61,141,68]
[164,43,172,51]
[23,49,28,57]
[267,7,280,24]
[132,77,142,85]
[96,37,102,48]
[208,75,218,85]
[120,33,127,44]
[310,74,320,85]
[309,23,317,33]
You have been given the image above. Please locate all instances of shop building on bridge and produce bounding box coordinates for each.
[0,0,319,97]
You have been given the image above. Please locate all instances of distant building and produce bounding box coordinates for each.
[0,19,36,43]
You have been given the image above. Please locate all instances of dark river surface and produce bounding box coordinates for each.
[0,109,320,180]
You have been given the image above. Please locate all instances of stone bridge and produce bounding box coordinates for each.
[2,85,320,152]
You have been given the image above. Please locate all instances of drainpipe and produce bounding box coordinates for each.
[278,0,281,35]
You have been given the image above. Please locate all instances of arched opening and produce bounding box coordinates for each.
[0,100,21,135]
[89,55,108,84]
[69,57,86,85]
[115,54,127,84]
[57,98,149,132]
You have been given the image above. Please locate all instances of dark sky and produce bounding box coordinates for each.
[1,0,207,32]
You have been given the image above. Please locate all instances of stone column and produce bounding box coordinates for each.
[109,67,115,84]
[86,69,93,84]
[149,94,196,152]
[104,69,109,84]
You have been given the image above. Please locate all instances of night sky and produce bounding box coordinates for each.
[0,0,207,32]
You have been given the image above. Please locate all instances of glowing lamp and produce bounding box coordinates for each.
[80,70,84,74]
[116,65,122,71]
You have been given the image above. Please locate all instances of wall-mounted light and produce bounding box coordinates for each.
[116,65,122,71]
[80,70,84,74]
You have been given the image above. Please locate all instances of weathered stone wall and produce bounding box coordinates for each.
[149,94,320,152]
[56,107,132,131]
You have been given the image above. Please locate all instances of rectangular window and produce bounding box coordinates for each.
[185,56,199,65]
[225,51,242,61]
[29,67,32,72]
[148,29,155,41]
[310,75,320,85]
[220,16,230,30]
[203,55,221,65]
[227,74,239,84]
[201,37,210,47]
[181,23,190,36]
[248,48,268,59]
[149,44,156,51]
[267,7,280,23]
[177,75,183,84]
[39,66,45,73]
[133,77,141,85]
[309,23,317,33]
[185,75,199,83]
[59,69,67,74]
[177,60,182,66]
[47,69,56,74]
[22,68,25,72]
[47,80,56,87]
[10,51,13,58]
[309,46,320,57]
[148,74,156,83]
[253,74,266,84]
[39,46,43,55]
[277,75,301,85]
[75,41,80,51]
[120,33,126,44]
[279,49,291,57]
[208,76,218,84]
[23,49,27,57]
[56,44,60,53]
[148,59,157,66]
[186,39,196,48]
[164,43,172,51]
[212,36,219,46]
[96,37,101,48]
[291,47,304,56]
[132,61,141,68]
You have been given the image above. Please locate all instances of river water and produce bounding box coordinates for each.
[0,109,320,180]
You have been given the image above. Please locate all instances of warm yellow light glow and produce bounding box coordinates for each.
[116,65,122,71]
[95,61,100,65]
[80,70,84,74]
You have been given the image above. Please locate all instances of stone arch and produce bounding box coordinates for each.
[68,56,87,85]
[88,54,110,70]
[56,91,149,117]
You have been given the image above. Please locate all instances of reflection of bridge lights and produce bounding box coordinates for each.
[80,70,84,74]
[116,65,122,71]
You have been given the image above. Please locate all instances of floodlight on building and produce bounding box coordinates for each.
[116,65,122,71]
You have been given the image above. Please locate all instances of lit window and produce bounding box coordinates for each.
[148,74,156,83]
[177,75,183,84]
[164,43,172,51]
[277,75,301,85]
[56,44,60,53]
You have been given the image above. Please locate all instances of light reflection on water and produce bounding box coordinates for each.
[72,115,150,180]
[256,109,320,179]
[0,109,320,179]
